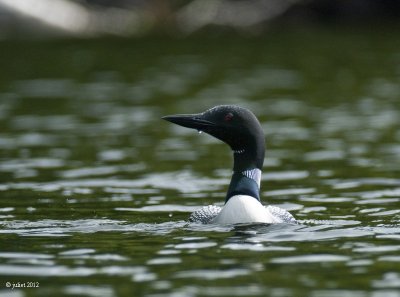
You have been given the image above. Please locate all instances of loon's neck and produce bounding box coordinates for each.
[226,149,263,203]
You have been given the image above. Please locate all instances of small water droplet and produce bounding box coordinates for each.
[198,130,203,134]
[169,213,173,218]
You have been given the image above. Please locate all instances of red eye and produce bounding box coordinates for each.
[224,112,234,122]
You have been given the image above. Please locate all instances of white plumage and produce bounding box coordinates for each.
[189,195,296,225]
[211,195,295,224]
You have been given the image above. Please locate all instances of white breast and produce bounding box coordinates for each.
[211,195,284,224]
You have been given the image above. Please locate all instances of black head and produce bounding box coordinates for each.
[163,105,265,170]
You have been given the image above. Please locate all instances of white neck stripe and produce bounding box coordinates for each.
[233,149,245,154]
[241,168,261,188]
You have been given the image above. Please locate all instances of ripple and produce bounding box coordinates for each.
[0,264,148,277]
[14,79,75,98]
[103,187,158,194]
[271,254,351,264]
[263,171,309,181]
[304,220,362,226]
[349,188,400,199]
[0,133,61,149]
[97,149,127,161]
[116,205,198,213]
[373,272,400,289]
[300,206,327,213]
[264,187,315,197]
[157,249,181,255]
[326,178,400,189]
[0,158,65,171]
[346,259,373,267]
[378,256,400,262]
[0,252,53,259]
[0,219,188,236]
[174,268,250,280]
[221,243,295,252]
[300,197,355,203]
[355,198,400,205]
[304,150,345,161]
[0,170,224,193]
[171,284,266,297]
[174,242,217,249]
[64,285,114,297]
[265,121,310,140]
[147,257,182,265]
[59,164,145,178]
[377,234,400,240]
[59,249,95,256]
[359,208,384,214]
[245,224,371,243]
[310,290,367,297]
[354,245,400,253]
[11,115,78,131]
[367,209,400,217]
[0,265,95,277]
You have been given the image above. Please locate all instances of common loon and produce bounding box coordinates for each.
[163,105,296,225]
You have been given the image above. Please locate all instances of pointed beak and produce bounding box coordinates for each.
[162,113,215,131]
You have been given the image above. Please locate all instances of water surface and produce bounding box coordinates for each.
[1,28,400,296]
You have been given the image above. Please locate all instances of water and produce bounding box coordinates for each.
[1,28,400,296]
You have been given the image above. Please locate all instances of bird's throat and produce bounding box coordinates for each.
[226,169,261,203]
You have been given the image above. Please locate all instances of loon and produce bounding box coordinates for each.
[162,105,296,225]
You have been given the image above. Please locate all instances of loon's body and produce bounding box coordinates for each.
[191,195,295,224]
[163,105,296,225]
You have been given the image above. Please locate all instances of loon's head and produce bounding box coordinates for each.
[163,105,265,171]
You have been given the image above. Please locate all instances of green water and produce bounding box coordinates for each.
[1,27,400,297]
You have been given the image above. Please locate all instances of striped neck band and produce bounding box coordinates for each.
[241,168,262,188]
